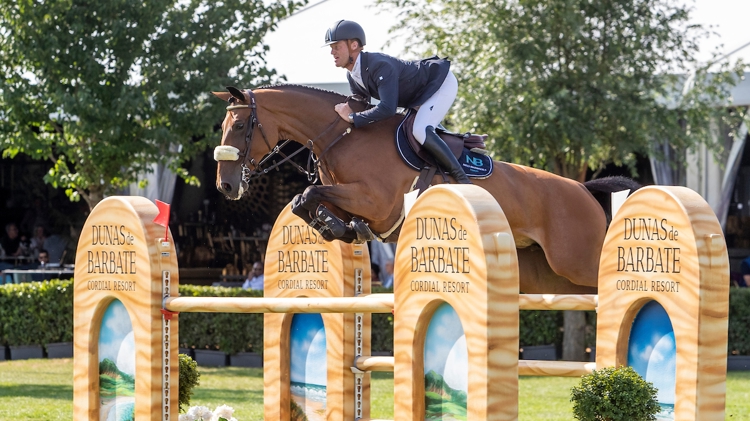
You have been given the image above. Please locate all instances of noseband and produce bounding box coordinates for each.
[214,88,350,186]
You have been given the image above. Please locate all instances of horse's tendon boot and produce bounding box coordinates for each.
[291,194,314,225]
[312,205,347,238]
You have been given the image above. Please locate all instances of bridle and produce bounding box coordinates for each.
[214,88,351,186]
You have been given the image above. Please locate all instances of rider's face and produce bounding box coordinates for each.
[330,40,352,69]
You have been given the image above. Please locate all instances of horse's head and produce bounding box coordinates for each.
[212,86,274,200]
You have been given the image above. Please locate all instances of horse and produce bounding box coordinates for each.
[212,85,638,294]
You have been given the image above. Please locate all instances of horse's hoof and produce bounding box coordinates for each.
[351,218,375,243]
[320,230,336,242]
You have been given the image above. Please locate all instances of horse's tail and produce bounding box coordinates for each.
[583,176,642,225]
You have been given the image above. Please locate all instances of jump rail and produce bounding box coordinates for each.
[163,293,594,314]
[164,294,394,314]
[353,356,595,377]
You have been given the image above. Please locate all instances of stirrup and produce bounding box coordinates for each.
[309,205,346,238]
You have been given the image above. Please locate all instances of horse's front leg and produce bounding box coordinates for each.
[291,184,391,243]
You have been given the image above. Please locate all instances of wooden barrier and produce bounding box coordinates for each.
[260,202,371,421]
[597,186,729,421]
[72,184,729,421]
[393,184,520,421]
[73,196,179,421]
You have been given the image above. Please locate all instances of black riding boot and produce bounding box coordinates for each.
[423,126,471,184]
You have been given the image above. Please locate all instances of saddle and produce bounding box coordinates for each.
[395,109,493,182]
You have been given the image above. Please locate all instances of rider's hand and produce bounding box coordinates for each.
[334,103,353,122]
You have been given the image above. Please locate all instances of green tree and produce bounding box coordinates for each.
[377,0,746,180]
[0,0,306,209]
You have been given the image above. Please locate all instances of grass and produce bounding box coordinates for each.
[1,358,749,420]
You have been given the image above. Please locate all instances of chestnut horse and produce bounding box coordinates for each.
[212,85,638,294]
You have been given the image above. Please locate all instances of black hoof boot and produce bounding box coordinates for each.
[310,205,347,238]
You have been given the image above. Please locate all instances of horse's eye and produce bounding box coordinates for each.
[234,122,244,130]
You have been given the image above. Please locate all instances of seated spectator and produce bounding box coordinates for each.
[37,249,50,269]
[29,225,48,257]
[1,223,22,257]
[43,232,69,265]
[242,261,265,291]
[30,249,51,282]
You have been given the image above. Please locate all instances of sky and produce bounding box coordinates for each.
[263,0,750,85]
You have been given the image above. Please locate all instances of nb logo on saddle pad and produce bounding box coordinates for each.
[465,155,485,167]
[395,110,493,179]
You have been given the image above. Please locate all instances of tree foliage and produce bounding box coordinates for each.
[0,0,306,209]
[377,0,746,181]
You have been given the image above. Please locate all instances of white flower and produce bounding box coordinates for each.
[187,405,213,420]
[211,404,234,421]
[182,404,237,421]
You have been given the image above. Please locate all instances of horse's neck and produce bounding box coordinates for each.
[259,88,345,154]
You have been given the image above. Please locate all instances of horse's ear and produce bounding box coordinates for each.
[212,91,232,102]
[226,86,246,102]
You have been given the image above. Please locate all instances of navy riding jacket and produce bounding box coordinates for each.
[347,52,451,128]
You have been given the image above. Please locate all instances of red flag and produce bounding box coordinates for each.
[153,200,171,241]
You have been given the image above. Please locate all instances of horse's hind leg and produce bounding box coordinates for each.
[535,197,606,289]
[517,247,597,294]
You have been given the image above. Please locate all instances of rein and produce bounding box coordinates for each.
[214,89,351,185]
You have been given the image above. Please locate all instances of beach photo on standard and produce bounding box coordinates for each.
[98,299,136,421]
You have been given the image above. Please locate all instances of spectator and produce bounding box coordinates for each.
[370,263,381,286]
[30,249,52,282]
[37,249,50,269]
[381,260,394,289]
[739,256,750,288]
[0,223,22,257]
[29,225,48,257]
[43,231,69,265]
[369,240,396,281]
[242,261,265,290]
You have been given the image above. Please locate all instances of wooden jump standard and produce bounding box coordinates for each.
[73,184,729,421]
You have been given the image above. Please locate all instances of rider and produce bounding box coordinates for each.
[325,20,471,184]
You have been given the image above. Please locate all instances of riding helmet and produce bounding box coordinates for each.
[323,20,366,46]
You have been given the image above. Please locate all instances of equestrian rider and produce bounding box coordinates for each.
[325,20,471,184]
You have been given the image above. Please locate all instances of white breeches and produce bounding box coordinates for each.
[412,70,458,144]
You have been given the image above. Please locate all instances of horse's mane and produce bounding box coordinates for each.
[255,83,347,103]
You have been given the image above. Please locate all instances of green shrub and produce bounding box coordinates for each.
[178,353,201,412]
[371,286,393,353]
[0,279,74,346]
[519,309,562,346]
[177,285,263,354]
[4,280,750,359]
[729,287,750,355]
[570,366,660,421]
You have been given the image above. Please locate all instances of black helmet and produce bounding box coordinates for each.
[323,20,366,47]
